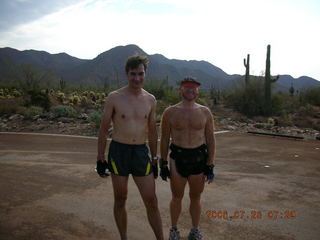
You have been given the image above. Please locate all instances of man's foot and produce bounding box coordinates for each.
[188,228,203,240]
[169,226,180,240]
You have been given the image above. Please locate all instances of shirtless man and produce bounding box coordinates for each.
[97,55,164,240]
[160,77,216,240]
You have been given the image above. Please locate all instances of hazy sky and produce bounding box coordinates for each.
[1,0,319,80]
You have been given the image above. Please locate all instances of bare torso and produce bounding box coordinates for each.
[110,87,154,144]
[168,103,209,148]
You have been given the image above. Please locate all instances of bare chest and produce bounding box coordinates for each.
[171,109,206,130]
[114,97,151,120]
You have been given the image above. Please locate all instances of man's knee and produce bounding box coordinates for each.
[114,195,127,208]
[144,195,159,210]
[171,194,183,204]
[189,191,201,202]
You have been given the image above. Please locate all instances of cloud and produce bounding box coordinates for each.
[0,0,84,31]
[0,0,319,79]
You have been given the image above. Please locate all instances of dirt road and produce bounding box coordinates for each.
[0,132,319,240]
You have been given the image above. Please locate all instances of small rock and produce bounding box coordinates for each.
[9,114,23,121]
[78,113,89,120]
[32,115,40,121]
[57,117,74,123]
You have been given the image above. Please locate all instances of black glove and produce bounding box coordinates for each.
[204,164,215,180]
[96,160,110,177]
[152,162,158,178]
[159,158,170,181]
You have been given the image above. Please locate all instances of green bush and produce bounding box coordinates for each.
[26,90,51,111]
[225,79,265,116]
[89,110,103,129]
[52,105,76,118]
[18,106,43,119]
[301,87,320,106]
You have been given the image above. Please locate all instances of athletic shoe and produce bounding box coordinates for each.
[169,226,180,240]
[188,228,203,240]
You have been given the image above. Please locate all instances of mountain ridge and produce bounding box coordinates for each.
[0,45,319,90]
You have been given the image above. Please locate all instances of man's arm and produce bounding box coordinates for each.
[160,108,171,161]
[97,94,114,162]
[204,108,216,166]
[148,96,158,161]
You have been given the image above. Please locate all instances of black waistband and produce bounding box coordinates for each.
[170,143,207,152]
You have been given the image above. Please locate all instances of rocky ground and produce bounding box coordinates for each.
[1,111,319,140]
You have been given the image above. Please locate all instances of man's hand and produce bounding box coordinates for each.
[152,162,158,179]
[204,164,215,184]
[159,158,170,181]
[96,160,110,177]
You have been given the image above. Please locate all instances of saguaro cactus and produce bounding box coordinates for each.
[243,54,250,86]
[59,77,66,90]
[264,44,279,115]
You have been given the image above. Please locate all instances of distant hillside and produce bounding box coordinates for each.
[0,45,319,90]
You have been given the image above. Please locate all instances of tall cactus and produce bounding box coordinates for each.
[59,77,66,91]
[243,54,250,86]
[264,44,279,115]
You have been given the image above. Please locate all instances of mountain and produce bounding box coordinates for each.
[0,45,319,90]
[0,47,86,75]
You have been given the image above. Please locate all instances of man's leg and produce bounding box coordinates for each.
[187,174,205,228]
[133,174,164,240]
[170,159,188,227]
[111,174,129,240]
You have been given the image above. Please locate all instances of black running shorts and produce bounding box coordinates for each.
[108,140,152,176]
[169,143,208,178]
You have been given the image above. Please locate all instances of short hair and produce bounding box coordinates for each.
[125,54,149,73]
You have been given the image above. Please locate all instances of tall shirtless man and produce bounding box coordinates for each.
[160,77,216,240]
[97,55,164,240]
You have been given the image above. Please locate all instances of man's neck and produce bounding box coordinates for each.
[180,99,196,108]
[126,86,142,96]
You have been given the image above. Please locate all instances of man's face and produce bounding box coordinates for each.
[180,84,200,101]
[126,64,146,89]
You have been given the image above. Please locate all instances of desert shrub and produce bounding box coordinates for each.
[56,91,65,103]
[156,100,169,120]
[164,89,180,105]
[0,99,21,115]
[144,78,169,100]
[80,96,90,107]
[225,79,265,116]
[26,90,51,111]
[301,87,320,106]
[52,105,77,118]
[89,110,103,129]
[297,104,318,117]
[271,92,298,115]
[72,95,81,105]
[18,106,43,119]
[196,97,207,106]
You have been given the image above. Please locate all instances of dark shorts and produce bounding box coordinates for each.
[108,140,152,177]
[169,143,208,178]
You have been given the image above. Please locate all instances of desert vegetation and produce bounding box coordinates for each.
[0,47,319,136]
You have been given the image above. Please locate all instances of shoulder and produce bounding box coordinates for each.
[198,104,213,117]
[142,89,156,103]
[162,104,179,118]
[142,88,155,99]
[107,88,126,100]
